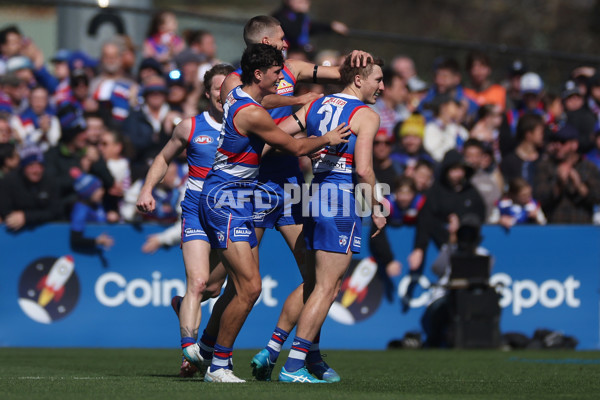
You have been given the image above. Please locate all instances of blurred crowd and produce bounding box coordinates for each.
[0,3,599,258]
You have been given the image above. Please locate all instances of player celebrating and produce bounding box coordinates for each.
[198,43,350,383]
[218,16,372,382]
[277,54,387,383]
[136,64,234,378]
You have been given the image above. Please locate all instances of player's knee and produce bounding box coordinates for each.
[239,277,262,304]
[203,279,225,299]
[188,276,208,296]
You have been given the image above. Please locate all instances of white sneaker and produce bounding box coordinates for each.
[204,368,246,383]
[182,343,209,375]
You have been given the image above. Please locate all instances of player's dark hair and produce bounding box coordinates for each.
[204,64,235,94]
[516,113,544,144]
[240,44,284,86]
[339,54,384,87]
[243,15,281,46]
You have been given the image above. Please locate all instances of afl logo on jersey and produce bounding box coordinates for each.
[194,136,214,145]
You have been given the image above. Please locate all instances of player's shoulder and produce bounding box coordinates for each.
[173,117,195,139]
[354,105,380,122]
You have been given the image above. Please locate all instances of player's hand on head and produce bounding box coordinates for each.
[325,123,351,145]
[349,50,374,67]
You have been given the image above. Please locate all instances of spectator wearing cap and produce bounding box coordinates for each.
[69,168,114,252]
[423,94,469,163]
[44,123,114,217]
[0,144,61,231]
[390,114,435,172]
[137,57,164,84]
[89,39,137,131]
[499,71,545,157]
[463,51,506,112]
[561,80,596,154]
[500,113,545,186]
[0,142,19,180]
[3,64,32,115]
[417,57,479,124]
[371,67,410,141]
[122,75,181,180]
[408,149,486,272]
[502,59,527,111]
[12,86,60,152]
[534,125,600,223]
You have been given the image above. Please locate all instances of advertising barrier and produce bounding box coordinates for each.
[1,223,598,349]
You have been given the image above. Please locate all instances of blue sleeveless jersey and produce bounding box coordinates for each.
[180,112,221,243]
[306,93,369,184]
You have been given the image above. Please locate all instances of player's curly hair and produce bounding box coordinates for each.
[240,44,284,86]
[204,64,235,94]
[339,54,384,87]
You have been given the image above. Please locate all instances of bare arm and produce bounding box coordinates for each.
[353,108,386,237]
[136,118,191,213]
[236,106,349,157]
[287,51,373,83]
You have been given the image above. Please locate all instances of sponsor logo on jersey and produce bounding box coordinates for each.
[194,135,214,145]
[353,236,361,248]
[323,97,348,107]
[277,80,294,95]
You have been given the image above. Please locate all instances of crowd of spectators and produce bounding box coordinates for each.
[1,4,600,262]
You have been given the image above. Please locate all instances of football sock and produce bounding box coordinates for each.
[181,336,195,349]
[199,330,216,360]
[284,336,312,373]
[266,326,289,363]
[210,343,232,372]
[306,331,322,364]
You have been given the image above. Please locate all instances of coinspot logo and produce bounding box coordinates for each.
[204,179,280,220]
[328,257,383,325]
[18,255,80,324]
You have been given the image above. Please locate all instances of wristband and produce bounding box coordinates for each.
[313,65,319,83]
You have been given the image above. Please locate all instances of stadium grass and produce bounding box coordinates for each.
[1,348,600,399]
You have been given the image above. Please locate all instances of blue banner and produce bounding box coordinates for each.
[1,224,599,349]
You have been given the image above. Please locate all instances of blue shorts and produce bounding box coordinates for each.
[180,190,209,243]
[253,174,304,229]
[199,183,258,249]
[303,183,362,254]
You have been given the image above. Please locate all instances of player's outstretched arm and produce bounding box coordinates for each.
[237,106,349,156]
[136,118,191,213]
[353,108,386,237]
[288,50,374,83]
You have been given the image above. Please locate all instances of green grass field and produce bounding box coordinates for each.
[1,348,600,399]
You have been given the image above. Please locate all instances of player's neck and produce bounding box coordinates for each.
[242,84,265,104]
[207,106,223,124]
[341,86,363,102]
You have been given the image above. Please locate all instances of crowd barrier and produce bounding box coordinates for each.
[1,223,598,349]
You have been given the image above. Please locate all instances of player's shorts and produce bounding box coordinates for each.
[253,173,304,229]
[199,181,258,249]
[303,183,362,254]
[180,190,209,244]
